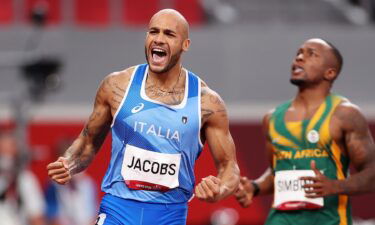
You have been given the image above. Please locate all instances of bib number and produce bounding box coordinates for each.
[274,170,324,210]
[122,144,181,192]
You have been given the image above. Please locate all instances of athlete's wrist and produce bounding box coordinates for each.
[215,183,232,202]
[331,179,344,195]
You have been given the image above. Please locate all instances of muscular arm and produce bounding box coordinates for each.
[195,86,240,202]
[64,83,111,175]
[302,103,375,197]
[64,76,113,175]
[47,73,121,184]
[333,104,375,195]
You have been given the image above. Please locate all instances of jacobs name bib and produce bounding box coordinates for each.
[122,144,181,192]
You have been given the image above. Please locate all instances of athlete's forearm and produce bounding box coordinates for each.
[62,77,112,175]
[334,165,375,195]
[65,108,111,175]
[217,160,240,200]
[254,167,274,196]
[63,137,97,175]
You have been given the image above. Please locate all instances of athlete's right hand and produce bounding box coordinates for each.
[235,176,254,208]
[47,157,72,185]
[195,175,222,203]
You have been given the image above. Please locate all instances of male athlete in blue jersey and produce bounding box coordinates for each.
[47,9,240,225]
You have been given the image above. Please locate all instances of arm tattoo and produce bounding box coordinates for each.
[66,76,113,175]
[81,126,89,137]
[65,148,93,175]
[333,106,375,194]
[80,111,101,137]
[100,78,111,95]
[335,107,369,154]
[70,121,110,174]
[209,94,224,105]
[201,88,227,122]
[114,82,125,92]
[92,125,110,150]
[112,81,125,98]
[111,97,121,105]
[202,108,214,121]
[112,90,123,98]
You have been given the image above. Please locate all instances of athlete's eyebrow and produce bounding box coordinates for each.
[148,27,177,35]
[306,47,316,52]
[163,29,177,36]
[306,47,319,55]
[149,27,159,32]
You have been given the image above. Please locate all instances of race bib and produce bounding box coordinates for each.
[274,170,324,210]
[122,144,181,192]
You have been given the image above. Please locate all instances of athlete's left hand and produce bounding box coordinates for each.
[300,160,338,198]
[195,175,223,202]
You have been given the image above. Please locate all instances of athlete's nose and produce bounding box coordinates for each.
[295,52,304,62]
[154,33,166,44]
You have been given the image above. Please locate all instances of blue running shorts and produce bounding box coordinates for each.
[95,194,188,225]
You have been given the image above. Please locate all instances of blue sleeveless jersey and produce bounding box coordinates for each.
[101,64,203,203]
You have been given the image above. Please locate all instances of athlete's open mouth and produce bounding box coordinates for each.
[292,64,304,74]
[151,48,167,64]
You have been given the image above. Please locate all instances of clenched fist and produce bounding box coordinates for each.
[47,157,72,185]
[195,175,223,203]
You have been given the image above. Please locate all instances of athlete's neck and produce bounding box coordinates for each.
[294,87,330,110]
[148,64,183,90]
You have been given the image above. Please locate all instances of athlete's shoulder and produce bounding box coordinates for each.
[200,80,223,103]
[263,108,275,124]
[105,66,137,82]
[99,66,137,90]
[333,98,368,129]
[263,99,292,128]
[265,100,290,119]
[335,98,362,116]
[200,81,228,124]
[94,66,137,104]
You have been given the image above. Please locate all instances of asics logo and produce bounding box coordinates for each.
[131,103,144,113]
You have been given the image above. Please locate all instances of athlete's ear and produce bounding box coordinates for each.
[182,39,190,52]
[323,68,337,82]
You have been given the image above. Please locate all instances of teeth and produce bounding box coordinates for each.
[294,67,303,73]
[153,48,165,53]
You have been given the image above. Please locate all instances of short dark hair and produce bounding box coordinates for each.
[322,39,343,75]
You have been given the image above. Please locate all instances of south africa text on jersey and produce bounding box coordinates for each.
[275,149,329,160]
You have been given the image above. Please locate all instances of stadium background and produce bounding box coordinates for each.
[0,0,374,224]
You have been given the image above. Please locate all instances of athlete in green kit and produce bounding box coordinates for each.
[235,38,375,225]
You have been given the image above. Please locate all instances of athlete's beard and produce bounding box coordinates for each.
[290,78,306,86]
[145,47,182,73]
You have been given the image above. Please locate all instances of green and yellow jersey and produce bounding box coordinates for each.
[266,93,352,225]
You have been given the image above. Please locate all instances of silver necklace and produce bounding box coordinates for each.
[149,67,183,96]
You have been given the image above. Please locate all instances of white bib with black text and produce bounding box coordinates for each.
[274,170,324,210]
[121,144,181,192]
